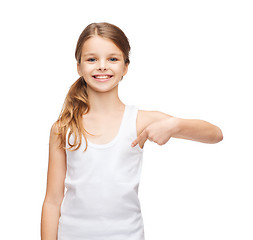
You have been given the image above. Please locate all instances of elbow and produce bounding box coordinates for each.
[213,127,223,143]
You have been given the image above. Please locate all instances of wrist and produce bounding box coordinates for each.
[169,117,181,137]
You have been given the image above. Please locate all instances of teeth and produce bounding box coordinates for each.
[94,75,111,79]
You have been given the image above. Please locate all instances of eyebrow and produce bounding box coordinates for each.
[83,53,122,57]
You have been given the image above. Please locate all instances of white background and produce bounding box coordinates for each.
[0,0,252,239]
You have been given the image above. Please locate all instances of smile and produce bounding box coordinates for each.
[92,75,113,82]
[93,75,113,79]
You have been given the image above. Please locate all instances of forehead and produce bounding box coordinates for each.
[82,36,123,56]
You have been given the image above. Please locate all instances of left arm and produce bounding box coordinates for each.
[171,117,223,143]
[131,111,223,147]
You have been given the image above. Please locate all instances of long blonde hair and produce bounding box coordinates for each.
[55,22,131,152]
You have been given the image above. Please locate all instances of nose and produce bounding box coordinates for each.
[97,59,107,70]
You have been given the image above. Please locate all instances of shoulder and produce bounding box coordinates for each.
[51,121,60,134]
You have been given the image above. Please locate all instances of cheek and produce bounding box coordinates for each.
[82,65,93,74]
[112,64,125,73]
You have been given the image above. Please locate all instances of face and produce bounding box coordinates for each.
[77,35,128,92]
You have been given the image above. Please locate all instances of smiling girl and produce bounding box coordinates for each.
[41,22,223,240]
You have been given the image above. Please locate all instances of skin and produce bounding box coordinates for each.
[77,35,223,148]
[77,35,128,115]
[41,34,223,240]
[76,35,132,146]
[132,115,223,148]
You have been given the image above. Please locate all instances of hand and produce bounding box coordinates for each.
[131,117,178,148]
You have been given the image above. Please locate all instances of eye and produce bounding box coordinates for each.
[109,57,118,61]
[87,58,96,62]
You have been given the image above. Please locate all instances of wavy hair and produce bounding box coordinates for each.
[54,22,131,152]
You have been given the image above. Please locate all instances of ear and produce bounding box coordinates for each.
[123,63,129,76]
[77,62,82,77]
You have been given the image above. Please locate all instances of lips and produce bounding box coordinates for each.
[92,75,114,82]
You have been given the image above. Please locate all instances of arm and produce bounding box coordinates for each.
[41,122,67,240]
[171,117,223,143]
[131,111,223,147]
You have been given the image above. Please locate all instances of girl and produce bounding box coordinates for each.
[41,22,223,240]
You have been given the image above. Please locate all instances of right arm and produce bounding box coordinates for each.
[41,122,67,240]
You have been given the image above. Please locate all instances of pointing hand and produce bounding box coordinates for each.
[131,117,178,148]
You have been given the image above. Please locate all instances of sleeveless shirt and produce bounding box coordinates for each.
[57,104,145,240]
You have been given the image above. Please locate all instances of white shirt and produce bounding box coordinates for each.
[58,104,145,240]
